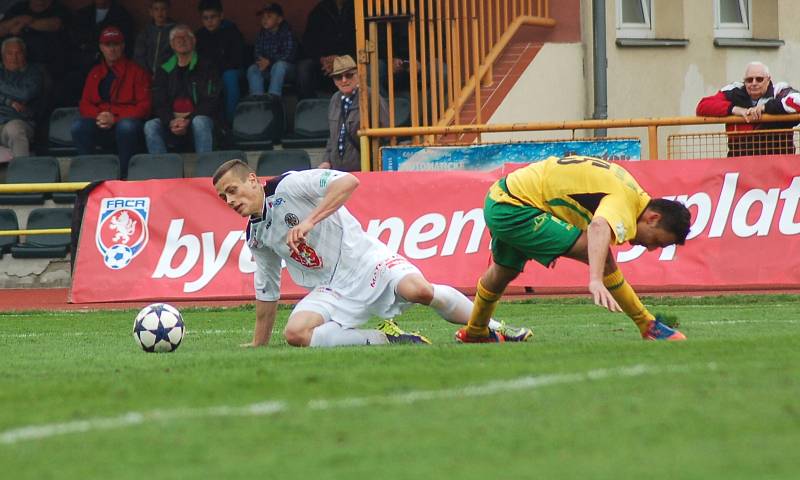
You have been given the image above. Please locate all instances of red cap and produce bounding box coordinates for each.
[99,26,124,44]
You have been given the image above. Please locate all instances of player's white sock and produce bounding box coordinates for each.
[309,321,388,347]
[430,284,501,329]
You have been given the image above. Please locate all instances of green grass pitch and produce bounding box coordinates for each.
[1,295,799,479]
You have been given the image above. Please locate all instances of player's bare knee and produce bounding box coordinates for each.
[283,325,311,347]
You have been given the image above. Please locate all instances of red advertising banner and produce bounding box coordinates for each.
[70,156,800,303]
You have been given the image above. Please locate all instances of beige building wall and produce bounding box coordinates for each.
[488,0,800,158]
[485,43,586,143]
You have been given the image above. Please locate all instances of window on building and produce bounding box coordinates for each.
[616,0,653,39]
[714,0,751,38]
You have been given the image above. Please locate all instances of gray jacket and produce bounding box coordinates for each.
[133,20,176,76]
[324,89,389,172]
[0,64,43,126]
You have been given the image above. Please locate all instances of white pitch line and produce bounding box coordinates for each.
[0,329,249,339]
[0,363,717,445]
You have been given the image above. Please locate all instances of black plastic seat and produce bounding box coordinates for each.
[256,150,311,177]
[0,156,61,204]
[193,150,246,177]
[53,155,121,204]
[47,107,80,156]
[282,98,329,149]
[11,207,72,258]
[228,100,283,150]
[127,153,184,180]
[0,208,20,256]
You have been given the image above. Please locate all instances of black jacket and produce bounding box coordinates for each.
[71,1,134,61]
[195,20,245,72]
[302,0,356,60]
[152,52,221,127]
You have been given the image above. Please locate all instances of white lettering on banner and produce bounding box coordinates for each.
[731,187,780,237]
[404,214,446,259]
[366,209,485,259]
[366,217,405,253]
[708,173,738,238]
[183,230,243,292]
[779,177,800,235]
[616,174,800,263]
[152,219,199,278]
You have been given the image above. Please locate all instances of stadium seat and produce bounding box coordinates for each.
[281,98,329,149]
[11,207,72,258]
[53,155,121,204]
[193,150,246,178]
[127,153,184,180]
[256,150,311,177]
[0,156,61,205]
[227,100,283,150]
[47,107,80,156]
[0,208,19,256]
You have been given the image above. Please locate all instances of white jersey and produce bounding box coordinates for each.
[246,169,395,302]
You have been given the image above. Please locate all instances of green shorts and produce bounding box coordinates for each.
[484,180,582,272]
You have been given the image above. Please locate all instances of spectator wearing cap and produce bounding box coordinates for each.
[0,37,43,158]
[144,24,220,155]
[195,0,244,124]
[70,27,151,178]
[697,61,800,157]
[297,0,355,99]
[133,0,176,77]
[318,55,387,172]
[246,3,297,101]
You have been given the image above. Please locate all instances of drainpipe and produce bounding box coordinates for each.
[592,0,608,137]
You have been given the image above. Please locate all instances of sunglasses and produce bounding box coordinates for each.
[744,76,767,84]
[332,71,356,81]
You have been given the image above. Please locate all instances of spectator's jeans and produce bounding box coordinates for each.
[221,69,242,123]
[247,61,295,97]
[71,117,144,176]
[143,116,214,154]
[0,119,34,157]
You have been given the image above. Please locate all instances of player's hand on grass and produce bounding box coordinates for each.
[589,280,622,312]
[240,341,262,348]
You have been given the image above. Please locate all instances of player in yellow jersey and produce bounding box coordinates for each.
[456,155,692,343]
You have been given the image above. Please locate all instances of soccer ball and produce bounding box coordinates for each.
[133,303,185,353]
[104,244,133,269]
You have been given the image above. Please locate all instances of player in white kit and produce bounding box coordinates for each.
[212,159,532,347]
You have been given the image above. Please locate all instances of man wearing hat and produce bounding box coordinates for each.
[71,26,151,178]
[318,55,388,172]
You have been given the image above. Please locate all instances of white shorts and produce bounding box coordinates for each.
[292,255,422,328]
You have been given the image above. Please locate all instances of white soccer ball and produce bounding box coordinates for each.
[132,303,185,353]
[104,244,133,269]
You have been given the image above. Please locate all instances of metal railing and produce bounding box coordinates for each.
[0,182,87,236]
[668,127,800,159]
[354,0,554,170]
[361,113,800,163]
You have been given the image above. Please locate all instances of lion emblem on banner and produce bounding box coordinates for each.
[96,198,150,270]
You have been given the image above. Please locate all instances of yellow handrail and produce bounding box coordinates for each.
[0,182,90,193]
[0,228,70,237]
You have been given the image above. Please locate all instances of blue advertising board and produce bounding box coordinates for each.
[381,139,641,171]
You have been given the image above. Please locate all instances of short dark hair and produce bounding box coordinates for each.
[198,0,223,13]
[152,0,170,6]
[212,159,252,185]
[258,3,284,17]
[648,198,692,245]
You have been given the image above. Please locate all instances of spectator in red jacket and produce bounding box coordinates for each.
[696,62,800,157]
[71,26,151,178]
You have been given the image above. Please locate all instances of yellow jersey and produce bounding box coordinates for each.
[488,156,651,244]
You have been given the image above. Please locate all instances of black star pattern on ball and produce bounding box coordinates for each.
[152,319,175,346]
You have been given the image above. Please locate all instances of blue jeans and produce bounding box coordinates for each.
[143,116,214,154]
[221,68,242,123]
[70,117,144,177]
[247,60,295,97]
